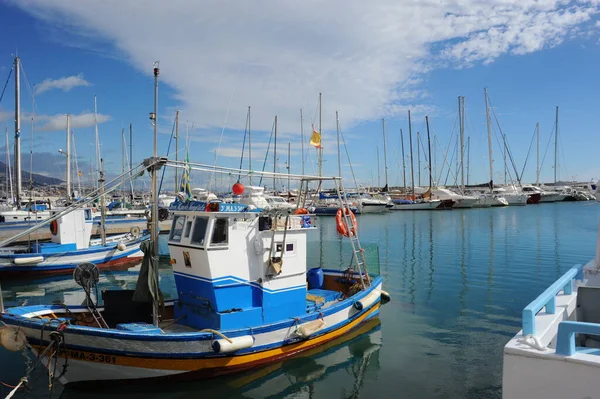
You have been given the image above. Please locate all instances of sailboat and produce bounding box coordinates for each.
[392,113,453,210]
[0,64,388,388]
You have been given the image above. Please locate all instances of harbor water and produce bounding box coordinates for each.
[1,202,598,398]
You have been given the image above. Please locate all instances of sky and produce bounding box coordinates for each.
[0,0,599,192]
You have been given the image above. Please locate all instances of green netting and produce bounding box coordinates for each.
[306,240,381,276]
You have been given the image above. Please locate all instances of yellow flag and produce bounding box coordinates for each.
[310,129,322,149]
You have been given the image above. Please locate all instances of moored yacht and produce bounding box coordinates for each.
[431,188,479,209]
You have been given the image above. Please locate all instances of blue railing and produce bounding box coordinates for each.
[556,321,600,356]
[522,264,584,336]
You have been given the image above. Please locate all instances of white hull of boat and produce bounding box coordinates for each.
[452,198,479,209]
[391,201,442,211]
[357,202,388,214]
[504,194,528,206]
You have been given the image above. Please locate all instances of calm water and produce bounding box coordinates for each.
[1,202,599,398]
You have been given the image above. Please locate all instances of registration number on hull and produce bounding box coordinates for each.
[65,350,117,364]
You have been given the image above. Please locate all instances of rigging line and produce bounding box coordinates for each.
[238,110,249,181]
[518,125,538,183]
[539,124,555,180]
[0,66,12,106]
[443,138,458,186]
[158,116,177,194]
[435,112,458,184]
[208,68,240,193]
[259,118,276,186]
[339,120,359,191]
[559,129,569,182]
[488,96,521,184]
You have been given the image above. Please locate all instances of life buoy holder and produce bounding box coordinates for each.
[336,208,357,237]
[49,220,58,236]
[294,208,309,215]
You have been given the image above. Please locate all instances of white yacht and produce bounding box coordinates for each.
[492,187,528,206]
[431,188,479,209]
[521,185,566,203]
[238,186,294,211]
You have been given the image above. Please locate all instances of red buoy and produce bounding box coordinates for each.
[232,182,245,195]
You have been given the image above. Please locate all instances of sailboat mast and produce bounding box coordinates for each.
[129,123,133,198]
[151,62,160,327]
[554,106,559,184]
[536,122,540,186]
[376,146,380,187]
[273,115,277,191]
[318,93,322,177]
[14,56,21,209]
[459,96,465,192]
[400,129,406,192]
[484,88,493,192]
[336,111,341,178]
[382,118,388,189]
[121,128,126,203]
[5,128,12,205]
[174,110,179,192]
[94,96,100,190]
[287,142,291,194]
[466,136,470,186]
[300,108,305,177]
[417,132,421,187]
[426,116,433,191]
[248,106,252,185]
[408,110,415,195]
[66,114,71,199]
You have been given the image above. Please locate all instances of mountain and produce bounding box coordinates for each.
[0,161,64,186]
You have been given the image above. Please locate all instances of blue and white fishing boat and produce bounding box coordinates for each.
[502,199,600,398]
[0,208,147,278]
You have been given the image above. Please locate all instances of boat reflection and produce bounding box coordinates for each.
[59,318,382,399]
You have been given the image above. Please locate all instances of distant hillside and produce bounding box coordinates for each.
[0,161,64,186]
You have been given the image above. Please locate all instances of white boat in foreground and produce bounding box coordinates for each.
[503,212,600,398]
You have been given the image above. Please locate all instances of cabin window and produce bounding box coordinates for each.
[211,218,228,246]
[191,217,209,246]
[184,220,193,238]
[170,215,186,242]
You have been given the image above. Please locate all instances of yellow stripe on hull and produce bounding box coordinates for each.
[38,303,380,373]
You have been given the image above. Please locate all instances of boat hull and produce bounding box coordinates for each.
[0,235,148,278]
[2,276,383,386]
[357,202,388,214]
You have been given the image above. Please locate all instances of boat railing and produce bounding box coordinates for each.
[556,321,600,356]
[522,264,584,336]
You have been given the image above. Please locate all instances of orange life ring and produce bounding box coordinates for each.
[49,220,58,236]
[336,208,357,237]
[294,208,309,215]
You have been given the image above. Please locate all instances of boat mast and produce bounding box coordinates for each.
[151,62,160,327]
[14,56,21,209]
[382,118,388,189]
[121,128,126,204]
[554,106,559,184]
[376,146,380,187]
[273,115,277,191]
[248,106,252,185]
[300,108,305,177]
[129,123,134,199]
[536,122,540,186]
[336,111,341,178]
[408,110,415,195]
[287,142,291,195]
[461,98,465,189]
[318,93,322,177]
[466,136,470,186]
[426,116,433,192]
[484,88,493,192]
[400,128,406,193]
[5,128,13,205]
[94,96,101,190]
[417,132,421,187]
[99,158,106,246]
[174,110,179,192]
[66,114,71,200]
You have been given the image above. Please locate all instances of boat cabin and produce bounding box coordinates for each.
[34,209,94,253]
[168,201,315,330]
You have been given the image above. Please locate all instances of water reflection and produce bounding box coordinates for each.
[58,319,382,399]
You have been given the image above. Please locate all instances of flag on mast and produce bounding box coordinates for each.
[179,150,192,200]
[310,125,322,148]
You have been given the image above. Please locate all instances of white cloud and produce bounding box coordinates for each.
[35,73,91,95]
[9,0,600,135]
[38,112,111,131]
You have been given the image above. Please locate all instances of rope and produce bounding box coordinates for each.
[0,66,13,106]
[199,328,233,343]
[158,116,177,193]
[3,377,26,399]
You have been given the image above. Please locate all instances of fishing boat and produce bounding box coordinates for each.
[502,197,600,398]
[0,65,387,390]
[0,208,147,278]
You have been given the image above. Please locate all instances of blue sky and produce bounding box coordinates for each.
[0,0,599,191]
